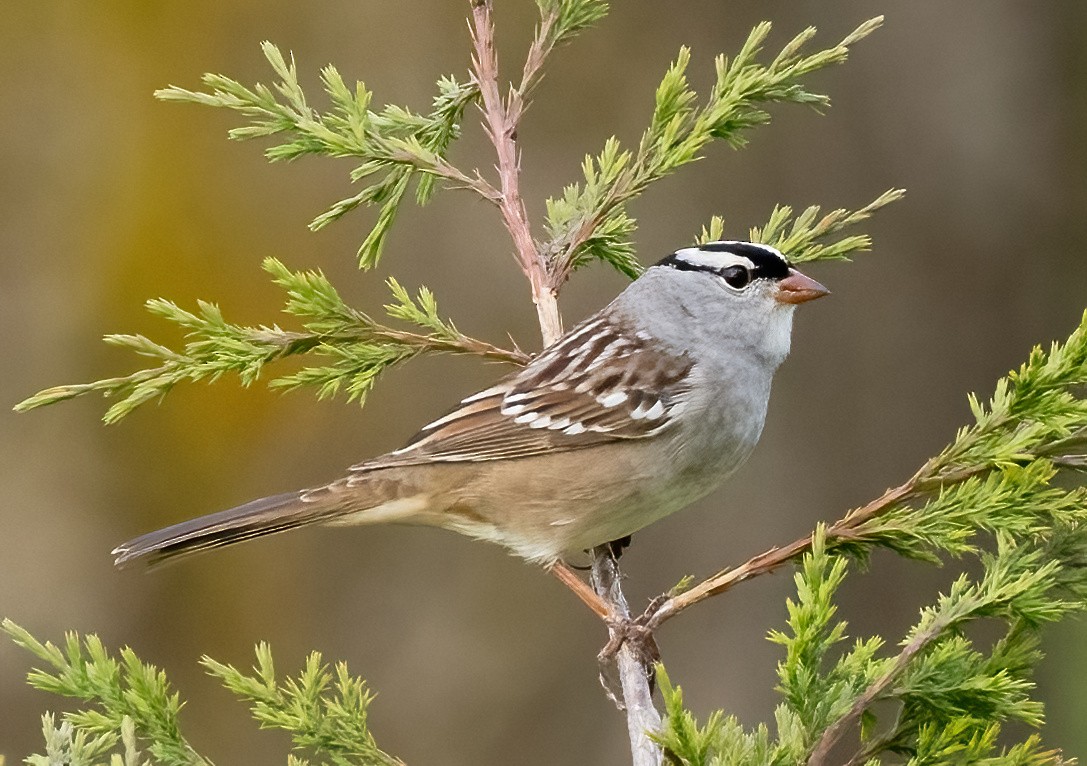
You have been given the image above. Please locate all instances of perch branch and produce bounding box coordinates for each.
[469,2,660,763]
[592,548,664,766]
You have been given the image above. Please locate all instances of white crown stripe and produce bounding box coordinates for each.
[673,248,756,272]
[702,241,787,261]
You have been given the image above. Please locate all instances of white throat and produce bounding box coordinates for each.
[762,304,796,368]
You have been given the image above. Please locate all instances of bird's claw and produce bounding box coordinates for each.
[596,615,660,708]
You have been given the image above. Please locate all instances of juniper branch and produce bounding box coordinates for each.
[656,509,1087,765]
[517,0,609,121]
[698,188,907,263]
[3,621,403,766]
[27,713,142,766]
[839,621,1050,766]
[202,644,402,766]
[542,17,884,282]
[1,620,207,766]
[13,260,526,423]
[805,600,962,765]
[785,529,1082,765]
[157,43,483,267]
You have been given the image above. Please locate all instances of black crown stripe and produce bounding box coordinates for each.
[655,242,791,281]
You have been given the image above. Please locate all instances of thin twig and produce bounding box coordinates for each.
[380,142,502,203]
[251,327,531,366]
[469,0,563,343]
[545,181,630,288]
[643,482,919,630]
[510,6,559,124]
[367,328,531,365]
[638,461,992,631]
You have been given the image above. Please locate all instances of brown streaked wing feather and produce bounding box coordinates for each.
[355,314,694,469]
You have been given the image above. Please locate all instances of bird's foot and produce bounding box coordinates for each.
[606,534,633,560]
[597,614,660,705]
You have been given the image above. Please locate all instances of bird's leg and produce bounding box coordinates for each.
[606,534,633,560]
[553,539,660,697]
[549,560,611,619]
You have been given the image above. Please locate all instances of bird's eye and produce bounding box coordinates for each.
[721,266,751,289]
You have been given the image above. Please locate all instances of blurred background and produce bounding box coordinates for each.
[3,1,1086,763]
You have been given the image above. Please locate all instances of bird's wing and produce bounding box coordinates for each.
[357,314,694,469]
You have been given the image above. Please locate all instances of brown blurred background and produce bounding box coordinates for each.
[3,1,1087,763]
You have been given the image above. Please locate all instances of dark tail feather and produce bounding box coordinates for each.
[112,490,338,568]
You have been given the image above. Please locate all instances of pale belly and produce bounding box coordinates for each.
[434,429,757,564]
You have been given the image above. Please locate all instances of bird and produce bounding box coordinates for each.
[112,241,828,568]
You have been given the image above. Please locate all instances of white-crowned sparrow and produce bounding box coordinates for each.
[113,241,828,567]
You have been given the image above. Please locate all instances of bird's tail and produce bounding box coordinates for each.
[112,474,420,568]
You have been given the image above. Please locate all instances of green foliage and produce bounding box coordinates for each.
[656,667,778,766]
[542,18,884,279]
[202,644,401,766]
[2,621,398,766]
[13,260,527,423]
[700,188,906,266]
[18,4,1086,766]
[150,0,605,273]
[656,315,1087,764]
[27,714,142,766]
[535,0,609,51]
[158,43,478,267]
[1,619,205,766]
[768,530,891,756]
[746,188,907,264]
[658,539,1080,764]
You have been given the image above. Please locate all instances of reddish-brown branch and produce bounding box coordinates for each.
[469,0,562,344]
[643,481,920,630]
